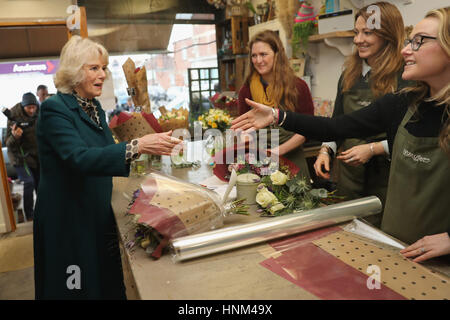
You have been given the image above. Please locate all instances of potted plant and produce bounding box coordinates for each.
[291,1,317,58]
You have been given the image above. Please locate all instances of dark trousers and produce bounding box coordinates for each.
[14,166,40,220]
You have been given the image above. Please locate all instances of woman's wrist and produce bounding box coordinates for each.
[320,145,331,155]
[369,142,383,156]
[278,110,287,127]
[270,108,278,127]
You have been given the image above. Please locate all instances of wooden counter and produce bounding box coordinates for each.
[111,142,450,300]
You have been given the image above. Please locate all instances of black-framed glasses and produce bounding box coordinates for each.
[404,35,437,51]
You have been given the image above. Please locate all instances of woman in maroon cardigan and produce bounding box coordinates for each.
[238,30,314,182]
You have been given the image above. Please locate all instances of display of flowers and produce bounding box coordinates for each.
[210,92,239,117]
[228,153,292,178]
[159,109,186,121]
[255,170,322,216]
[198,108,233,131]
[158,107,189,132]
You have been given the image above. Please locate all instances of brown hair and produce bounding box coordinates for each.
[244,30,299,112]
[341,2,405,97]
[401,7,450,156]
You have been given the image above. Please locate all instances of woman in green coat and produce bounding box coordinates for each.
[232,8,450,263]
[34,36,181,299]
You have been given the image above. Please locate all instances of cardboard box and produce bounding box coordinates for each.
[318,9,354,34]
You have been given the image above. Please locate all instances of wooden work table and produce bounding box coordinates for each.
[111,142,450,300]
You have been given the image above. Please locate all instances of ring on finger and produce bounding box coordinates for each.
[419,247,426,254]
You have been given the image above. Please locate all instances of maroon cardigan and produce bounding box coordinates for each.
[238,77,315,116]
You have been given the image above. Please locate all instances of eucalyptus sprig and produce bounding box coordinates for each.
[227,198,250,215]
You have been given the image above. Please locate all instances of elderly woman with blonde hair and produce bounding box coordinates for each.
[33,35,181,299]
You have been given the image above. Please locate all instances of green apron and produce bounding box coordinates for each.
[337,86,390,227]
[381,107,450,245]
[261,126,311,182]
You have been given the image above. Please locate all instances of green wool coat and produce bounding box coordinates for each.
[34,92,130,299]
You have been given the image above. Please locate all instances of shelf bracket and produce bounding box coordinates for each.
[323,37,353,56]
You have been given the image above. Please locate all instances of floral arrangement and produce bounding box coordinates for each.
[198,108,233,131]
[213,146,300,182]
[228,152,293,177]
[210,92,239,117]
[255,170,322,216]
[158,106,189,132]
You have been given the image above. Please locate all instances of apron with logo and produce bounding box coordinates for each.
[337,82,390,227]
[381,107,450,244]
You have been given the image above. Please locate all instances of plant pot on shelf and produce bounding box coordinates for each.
[292,20,317,58]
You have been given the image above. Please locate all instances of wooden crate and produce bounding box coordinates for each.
[231,16,249,54]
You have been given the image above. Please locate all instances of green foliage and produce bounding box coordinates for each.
[292,21,316,57]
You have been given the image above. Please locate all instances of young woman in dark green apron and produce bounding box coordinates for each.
[314,2,410,228]
[238,30,315,182]
[232,7,450,262]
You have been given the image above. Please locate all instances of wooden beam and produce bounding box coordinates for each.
[79,6,88,38]
[0,142,16,232]
[0,21,66,27]
[68,6,88,39]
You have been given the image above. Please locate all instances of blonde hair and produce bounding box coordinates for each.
[244,30,299,112]
[54,35,110,94]
[402,7,450,155]
[342,2,405,97]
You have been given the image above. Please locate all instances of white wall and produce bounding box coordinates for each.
[308,0,449,101]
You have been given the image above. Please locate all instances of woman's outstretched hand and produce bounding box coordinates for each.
[137,131,182,156]
[231,98,274,131]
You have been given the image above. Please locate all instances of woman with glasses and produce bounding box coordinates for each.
[232,7,450,262]
[314,2,412,228]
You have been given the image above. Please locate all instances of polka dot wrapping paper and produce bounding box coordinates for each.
[127,172,225,258]
[109,112,162,142]
[313,231,450,300]
[260,226,450,300]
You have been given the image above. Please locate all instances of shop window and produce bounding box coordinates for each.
[188,67,219,121]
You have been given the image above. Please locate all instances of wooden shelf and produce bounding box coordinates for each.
[308,30,354,43]
[0,20,67,27]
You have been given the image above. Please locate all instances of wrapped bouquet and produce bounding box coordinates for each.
[122,58,151,113]
[210,92,239,117]
[109,111,162,142]
[126,171,225,258]
[158,106,189,132]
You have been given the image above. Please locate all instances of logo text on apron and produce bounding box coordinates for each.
[402,148,431,163]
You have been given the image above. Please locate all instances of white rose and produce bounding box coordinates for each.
[256,188,278,208]
[270,170,288,185]
[269,202,285,214]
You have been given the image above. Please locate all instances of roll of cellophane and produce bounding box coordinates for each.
[169,196,382,262]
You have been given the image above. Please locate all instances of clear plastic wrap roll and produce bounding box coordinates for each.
[169,196,381,262]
